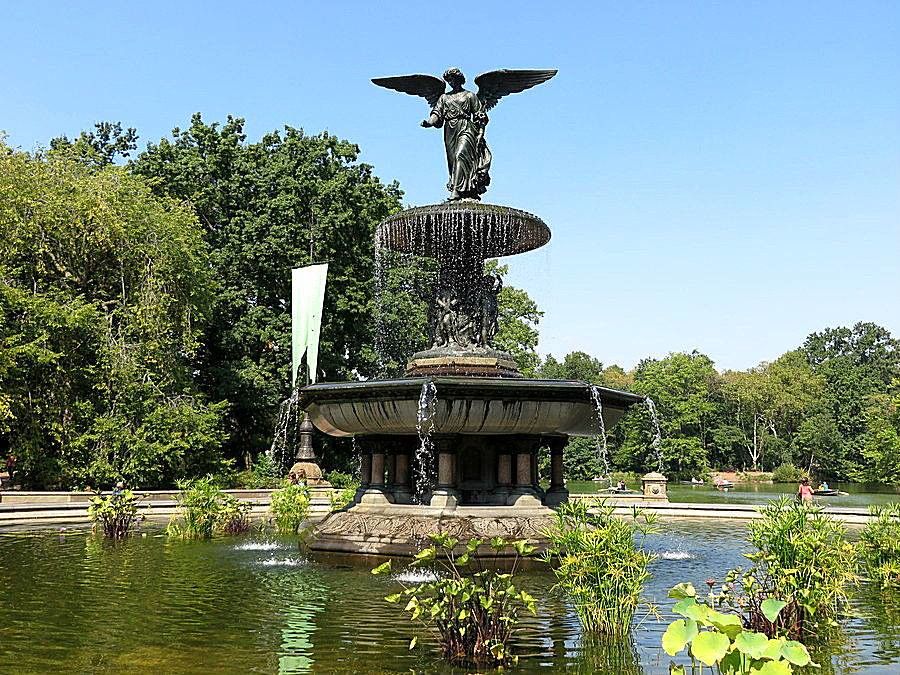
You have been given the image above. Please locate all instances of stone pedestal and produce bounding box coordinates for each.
[641,471,669,501]
[544,438,569,506]
[430,449,459,509]
[361,450,392,504]
[391,452,413,504]
[508,450,542,507]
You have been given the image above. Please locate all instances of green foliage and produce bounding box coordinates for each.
[542,500,657,634]
[771,464,807,483]
[325,470,356,489]
[486,261,543,377]
[373,533,536,667]
[233,454,281,489]
[858,502,900,590]
[269,483,311,534]
[0,142,228,489]
[167,477,226,539]
[329,481,359,511]
[132,115,403,469]
[661,583,815,674]
[49,121,138,167]
[718,498,857,639]
[802,323,900,480]
[219,493,252,535]
[87,489,140,539]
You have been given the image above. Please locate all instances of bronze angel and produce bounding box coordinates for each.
[372,68,557,201]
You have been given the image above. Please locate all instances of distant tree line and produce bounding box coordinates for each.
[539,322,900,484]
[2,120,896,488]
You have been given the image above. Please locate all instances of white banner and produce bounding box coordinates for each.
[291,263,328,385]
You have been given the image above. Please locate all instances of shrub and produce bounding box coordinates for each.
[87,489,140,539]
[325,470,356,489]
[662,582,816,674]
[219,494,252,534]
[167,477,225,539]
[718,497,857,639]
[771,464,807,483]
[542,499,657,635]
[373,534,536,668]
[330,481,359,511]
[233,454,281,489]
[859,502,900,590]
[269,483,310,534]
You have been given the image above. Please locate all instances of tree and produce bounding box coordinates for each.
[802,323,900,479]
[132,114,403,467]
[0,143,226,488]
[719,350,824,471]
[489,262,543,377]
[539,351,604,383]
[618,351,719,479]
[49,121,138,166]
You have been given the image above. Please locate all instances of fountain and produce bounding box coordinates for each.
[301,67,649,556]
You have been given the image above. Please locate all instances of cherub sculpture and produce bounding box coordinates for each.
[372,68,557,201]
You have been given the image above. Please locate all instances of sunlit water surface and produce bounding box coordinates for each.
[0,520,897,673]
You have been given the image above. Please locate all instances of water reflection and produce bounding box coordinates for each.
[0,522,897,673]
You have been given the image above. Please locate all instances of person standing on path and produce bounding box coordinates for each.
[797,477,814,503]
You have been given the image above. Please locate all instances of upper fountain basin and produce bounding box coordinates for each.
[376,202,550,259]
[300,377,644,438]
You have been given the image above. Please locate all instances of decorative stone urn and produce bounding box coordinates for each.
[641,471,668,501]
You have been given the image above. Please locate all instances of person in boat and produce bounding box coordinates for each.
[797,477,814,503]
[818,481,830,491]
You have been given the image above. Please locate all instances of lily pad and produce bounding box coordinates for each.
[662,619,698,656]
[690,630,731,666]
[761,598,788,624]
[734,631,770,660]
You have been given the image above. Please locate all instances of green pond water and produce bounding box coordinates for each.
[1,520,898,673]
[568,481,900,508]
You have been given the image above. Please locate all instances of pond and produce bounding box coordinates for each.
[568,481,900,508]
[1,520,897,673]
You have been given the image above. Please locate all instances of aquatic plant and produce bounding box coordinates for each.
[541,499,657,635]
[219,494,252,534]
[858,502,900,590]
[373,533,537,668]
[718,497,857,639]
[87,489,140,539]
[167,477,225,539]
[662,582,816,674]
[269,483,311,534]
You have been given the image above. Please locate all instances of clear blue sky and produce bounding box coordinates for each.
[5,1,898,371]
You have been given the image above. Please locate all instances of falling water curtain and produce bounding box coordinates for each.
[291,263,329,386]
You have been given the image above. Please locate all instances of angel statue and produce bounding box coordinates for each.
[372,68,557,201]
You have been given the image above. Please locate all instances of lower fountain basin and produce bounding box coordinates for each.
[300,377,643,437]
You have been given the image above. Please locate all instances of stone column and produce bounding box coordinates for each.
[361,441,392,505]
[497,453,512,487]
[508,438,542,507]
[354,446,372,505]
[544,436,569,507]
[392,448,413,504]
[430,437,459,509]
[515,452,532,487]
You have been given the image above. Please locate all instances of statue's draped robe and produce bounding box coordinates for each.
[432,90,492,198]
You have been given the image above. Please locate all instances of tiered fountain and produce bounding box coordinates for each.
[302,67,648,556]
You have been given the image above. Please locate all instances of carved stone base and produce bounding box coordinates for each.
[307,504,557,557]
[406,348,521,378]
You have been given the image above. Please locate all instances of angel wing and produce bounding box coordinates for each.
[474,69,558,111]
[371,74,446,108]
